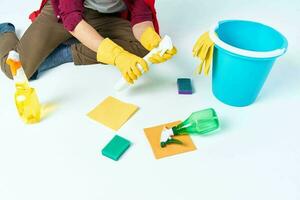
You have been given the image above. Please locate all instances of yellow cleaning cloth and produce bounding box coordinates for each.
[87,96,139,131]
[144,121,197,159]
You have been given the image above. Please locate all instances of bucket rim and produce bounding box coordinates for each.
[209,20,288,59]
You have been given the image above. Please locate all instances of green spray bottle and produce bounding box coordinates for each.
[160,108,220,147]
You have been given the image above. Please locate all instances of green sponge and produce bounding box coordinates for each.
[101,135,131,161]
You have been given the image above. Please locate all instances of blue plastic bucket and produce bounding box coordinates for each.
[210,20,288,107]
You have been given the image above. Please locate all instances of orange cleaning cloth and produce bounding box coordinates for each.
[144,121,197,159]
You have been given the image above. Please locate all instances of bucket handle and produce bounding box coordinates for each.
[209,22,287,59]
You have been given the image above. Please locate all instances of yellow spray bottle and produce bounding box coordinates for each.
[6,51,41,124]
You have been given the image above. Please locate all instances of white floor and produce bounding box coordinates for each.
[1,0,300,200]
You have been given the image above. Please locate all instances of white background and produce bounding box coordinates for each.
[0,0,300,199]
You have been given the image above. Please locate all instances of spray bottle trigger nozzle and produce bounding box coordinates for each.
[160,127,184,148]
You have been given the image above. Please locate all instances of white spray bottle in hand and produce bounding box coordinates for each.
[114,35,174,91]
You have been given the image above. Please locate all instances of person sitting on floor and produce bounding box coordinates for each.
[0,0,176,83]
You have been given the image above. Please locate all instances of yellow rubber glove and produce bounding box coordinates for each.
[97,38,149,84]
[140,27,177,64]
[193,32,215,76]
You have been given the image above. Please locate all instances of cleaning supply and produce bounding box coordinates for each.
[193,32,214,76]
[6,51,41,124]
[144,121,197,159]
[101,135,131,161]
[97,38,148,84]
[160,108,219,147]
[193,20,288,107]
[114,35,174,91]
[87,96,139,131]
[160,127,183,147]
[177,78,193,94]
[140,27,177,64]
